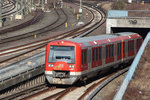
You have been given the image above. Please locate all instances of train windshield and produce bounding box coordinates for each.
[48,46,75,63]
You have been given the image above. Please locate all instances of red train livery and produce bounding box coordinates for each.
[45,32,143,85]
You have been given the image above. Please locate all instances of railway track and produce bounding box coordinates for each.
[0,9,66,42]
[2,0,14,9]
[0,10,44,34]
[0,1,105,65]
[0,8,67,67]
[1,0,21,18]
[0,0,106,99]
[2,0,16,16]
[1,67,128,100]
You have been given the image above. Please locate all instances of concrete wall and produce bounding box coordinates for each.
[106,18,150,34]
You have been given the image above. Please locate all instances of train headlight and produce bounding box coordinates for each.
[48,64,54,67]
[69,65,74,68]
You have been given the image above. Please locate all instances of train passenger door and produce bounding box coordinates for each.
[81,49,88,71]
[117,42,125,60]
[92,47,102,68]
[105,44,114,64]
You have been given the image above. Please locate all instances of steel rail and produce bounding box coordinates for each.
[0,8,92,62]
[0,10,44,34]
[2,0,14,9]
[86,68,128,100]
[2,0,16,15]
[0,9,63,43]
[0,1,106,99]
[114,32,150,100]
[0,0,103,83]
[43,87,77,100]
[0,83,47,100]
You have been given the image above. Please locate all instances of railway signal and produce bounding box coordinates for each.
[65,22,68,28]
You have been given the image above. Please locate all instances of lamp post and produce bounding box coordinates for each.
[42,0,44,10]
[16,0,19,14]
[60,0,63,8]
[38,0,40,6]
[45,0,47,4]
[21,0,23,16]
[79,0,82,13]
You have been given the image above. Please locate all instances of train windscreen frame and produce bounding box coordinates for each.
[48,45,75,64]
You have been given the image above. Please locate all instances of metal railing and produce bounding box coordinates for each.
[114,31,150,100]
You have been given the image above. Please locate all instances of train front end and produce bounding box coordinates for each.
[45,40,81,85]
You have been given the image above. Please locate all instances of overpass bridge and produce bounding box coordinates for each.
[106,10,150,38]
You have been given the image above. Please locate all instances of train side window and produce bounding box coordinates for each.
[82,50,87,65]
[92,48,95,62]
[137,39,139,49]
[112,45,114,57]
[137,39,142,50]
[99,47,101,60]
[123,42,125,53]
[128,41,130,52]
[84,50,87,64]
[137,39,141,50]
[120,43,122,55]
[132,41,134,51]
[107,46,109,58]
[96,48,98,61]
[106,46,108,58]
[117,43,119,55]
[110,45,111,57]
[131,41,132,51]
[82,50,84,65]
[133,41,134,50]
[109,46,111,58]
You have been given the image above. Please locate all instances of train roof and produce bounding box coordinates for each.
[65,32,138,43]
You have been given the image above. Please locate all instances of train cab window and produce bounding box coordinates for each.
[48,46,75,63]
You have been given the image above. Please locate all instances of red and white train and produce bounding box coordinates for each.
[45,32,143,85]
